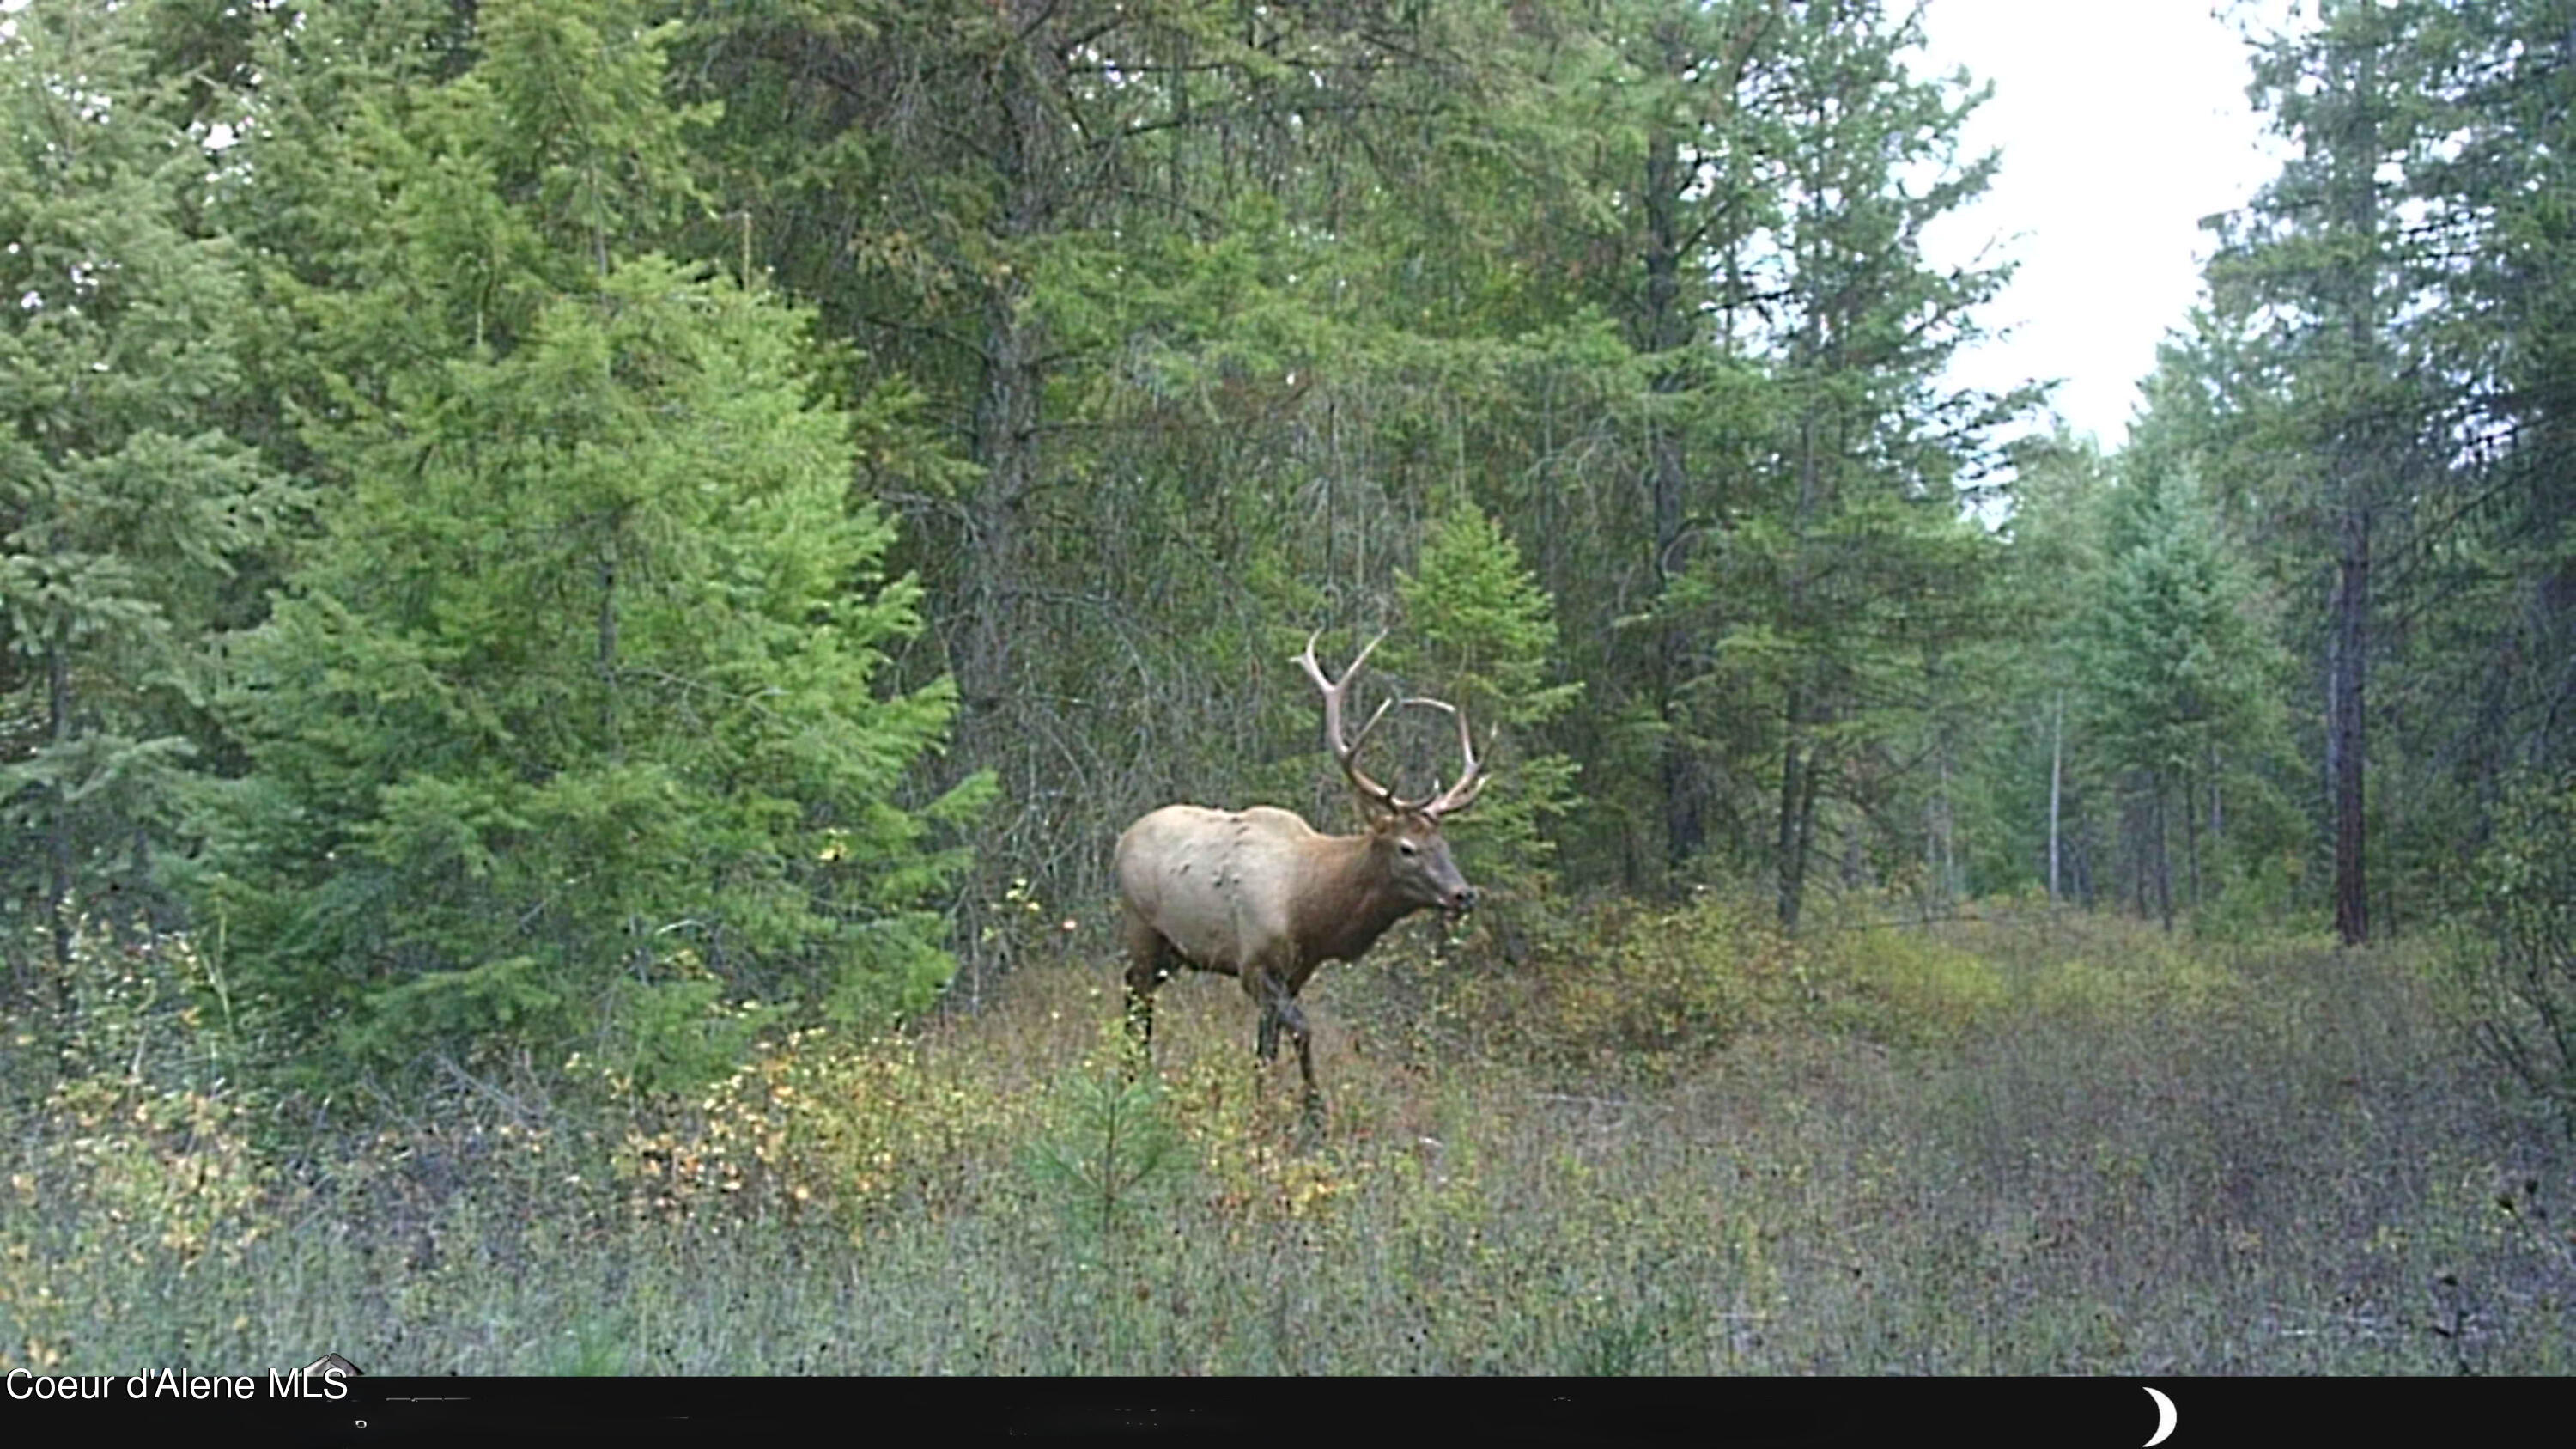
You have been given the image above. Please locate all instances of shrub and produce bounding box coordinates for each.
[2464,775,2576,1138]
[1,924,271,1373]
[604,1023,1045,1234]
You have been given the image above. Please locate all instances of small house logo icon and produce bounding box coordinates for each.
[302,1353,362,1379]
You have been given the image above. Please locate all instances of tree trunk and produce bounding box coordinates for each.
[1643,119,1704,879]
[2207,741,2223,841]
[1773,382,1826,930]
[2154,778,2174,933]
[2324,18,2381,950]
[2184,763,2202,910]
[2331,503,2371,946]
[597,547,622,761]
[46,630,74,977]
[1776,708,1805,930]
[960,3,1065,728]
[2129,787,2149,921]
[1792,746,1821,931]
[1776,700,1820,934]
[2047,691,2063,904]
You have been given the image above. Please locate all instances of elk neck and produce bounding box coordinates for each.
[1294,829,1417,965]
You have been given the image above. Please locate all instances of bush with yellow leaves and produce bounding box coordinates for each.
[2,924,271,1372]
[603,1023,1046,1234]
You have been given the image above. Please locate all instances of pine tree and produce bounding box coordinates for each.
[0,0,290,989]
[1394,501,1583,906]
[1663,0,2026,927]
[188,0,987,1090]
[2209,0,2451,943]
[2078,460,2282,928]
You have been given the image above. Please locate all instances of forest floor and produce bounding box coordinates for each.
[7,898,2573,1375]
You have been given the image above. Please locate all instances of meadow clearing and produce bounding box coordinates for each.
[4,897,2570,1377]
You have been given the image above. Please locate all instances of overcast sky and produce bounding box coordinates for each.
[1913,1,2295,450]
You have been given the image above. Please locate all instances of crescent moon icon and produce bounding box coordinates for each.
[2143,1386,2178,1447]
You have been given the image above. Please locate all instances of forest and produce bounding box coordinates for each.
[3,0,2573,1379]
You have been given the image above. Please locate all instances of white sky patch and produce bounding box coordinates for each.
[1914,1,2298,450]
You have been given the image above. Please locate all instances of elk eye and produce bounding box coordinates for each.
[1399,841,1419,857]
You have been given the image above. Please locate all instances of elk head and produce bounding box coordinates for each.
[1293,629,1487,921]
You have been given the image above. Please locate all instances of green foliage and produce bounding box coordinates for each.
[2069,454,2298,922]
[199,255,985,1087]
[0,0,293,964]
[1023,1062,1188,1251]
[9,0,2576,1387]
[1394,501,1583,903]
[1627,0,2030,916]
[184,4,986,1091]
[2465,774,2576,1136]
[2081,463,2270,778]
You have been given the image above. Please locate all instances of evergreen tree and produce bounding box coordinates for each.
[189,0,987,1089]
[2209,0,2451,943]
[1989,434,2110,905]
[2078,459,2283,928]
[0,0,290,989]
[1394,501,1583,907]
[1664,0,2027,926]
[2390,0,2576,906]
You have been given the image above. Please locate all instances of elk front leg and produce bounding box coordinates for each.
[1245,965,1320,1111]
[1278,995,1315,1097]
[1285,995,1325,1135]
[1246,965,1292,1068]
[1253,989,1281,1063]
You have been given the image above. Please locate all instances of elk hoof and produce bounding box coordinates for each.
[1297,1090,1326,1142]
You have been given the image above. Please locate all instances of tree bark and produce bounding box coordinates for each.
[1643,115,1704,879]
[2184,763,2202,910]
[2324,17,2381,949]
[960,3,1066,727]
[2208,741,2223,841]
[2047,691,2064,905]
[46,630,74,977]
[1776,697,1817,932]
[2330,503,2371,945]
[2154,776,2173,933]
[2129,787,2149,921]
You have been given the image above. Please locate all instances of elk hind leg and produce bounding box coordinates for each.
[1121,917,1177,1069]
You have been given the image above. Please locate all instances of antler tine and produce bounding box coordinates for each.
[1399,696,1489,819]
[1346,694,1396,757]
[1294,629,1400,811]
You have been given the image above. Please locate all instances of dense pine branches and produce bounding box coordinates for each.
[6,0,2572,1098]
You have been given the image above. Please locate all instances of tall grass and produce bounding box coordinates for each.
[5,902,2568,1374]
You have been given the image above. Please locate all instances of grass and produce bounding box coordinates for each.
[4,900,2571,1374]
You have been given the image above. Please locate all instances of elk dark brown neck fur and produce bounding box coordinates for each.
[1115,631,1491,1108]
[1290,827,1434,970]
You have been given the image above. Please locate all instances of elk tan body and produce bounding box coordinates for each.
[1116,633,1489,1104]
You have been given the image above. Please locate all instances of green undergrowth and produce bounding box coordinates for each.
[5,903,2569,1374]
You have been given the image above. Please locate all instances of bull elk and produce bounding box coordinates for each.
[1114,630,1489,1105]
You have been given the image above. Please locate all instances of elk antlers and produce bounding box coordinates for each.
[1294,630,1486,819]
